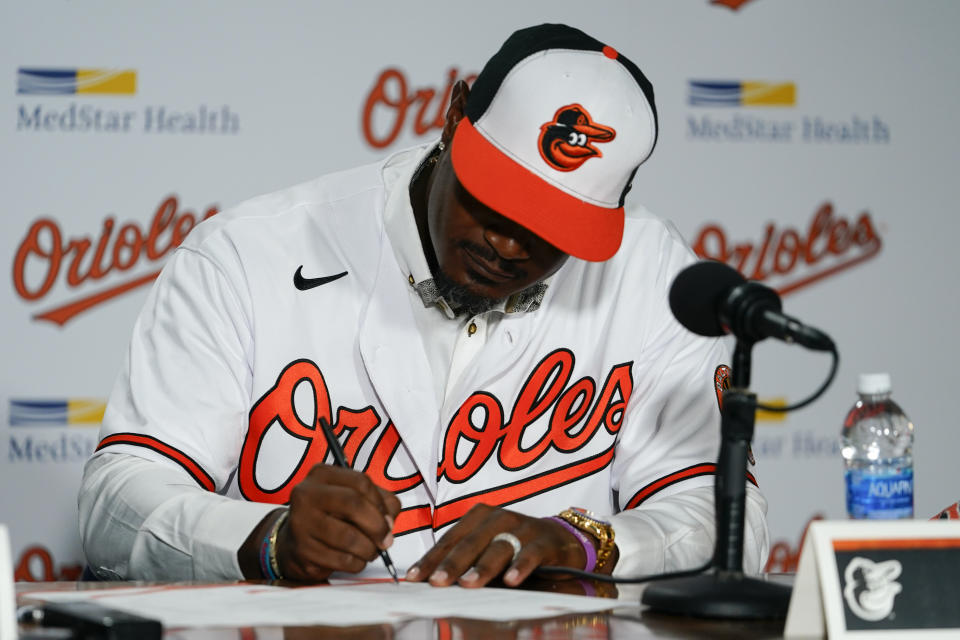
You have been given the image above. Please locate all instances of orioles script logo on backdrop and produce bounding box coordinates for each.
[239,349,632,533]
[710,0,758,10]
[12,195,218,326]
[693,202,882,296]
[362,67,476,149]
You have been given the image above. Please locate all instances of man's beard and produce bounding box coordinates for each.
[432,267,503,317]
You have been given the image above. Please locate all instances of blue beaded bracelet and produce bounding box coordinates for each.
[259,510,288,580]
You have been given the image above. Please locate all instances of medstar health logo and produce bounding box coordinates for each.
[688,80,796,107]
[17,68,136,95]
[9,398,106,426]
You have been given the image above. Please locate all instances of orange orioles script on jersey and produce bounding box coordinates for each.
[538,104,616,171]
[714,364,731,410]
[713,363,755,466]
[237,349,632,535]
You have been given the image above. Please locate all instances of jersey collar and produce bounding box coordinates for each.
[382,142,549,319]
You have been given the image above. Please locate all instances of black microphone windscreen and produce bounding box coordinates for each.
[669,260,746,337]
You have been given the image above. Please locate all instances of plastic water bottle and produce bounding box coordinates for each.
[840,373,914,519]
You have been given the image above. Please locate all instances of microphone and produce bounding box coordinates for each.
[669,260,834,351]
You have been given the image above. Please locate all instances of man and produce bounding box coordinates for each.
[79,23,769,587]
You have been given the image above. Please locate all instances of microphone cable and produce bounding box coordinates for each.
[535,558,713,584]
[756,342,839,412]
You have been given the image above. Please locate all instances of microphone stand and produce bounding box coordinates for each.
[640,338,792,619]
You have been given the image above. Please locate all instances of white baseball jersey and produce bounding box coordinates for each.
[80,144,768,581]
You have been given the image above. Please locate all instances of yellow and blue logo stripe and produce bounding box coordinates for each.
[689,80,795,107]
[756,397,789,422]
[17,68,136,95]
[10,399,106,426]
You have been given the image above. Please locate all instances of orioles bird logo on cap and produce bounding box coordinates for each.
[538,104,616,172]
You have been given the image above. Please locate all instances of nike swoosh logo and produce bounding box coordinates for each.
[293,265,348,291]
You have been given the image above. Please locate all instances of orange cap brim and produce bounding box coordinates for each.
[451,119,624,262]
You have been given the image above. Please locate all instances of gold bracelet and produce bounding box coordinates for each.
[268,510,289,580]
[556,508,616,571]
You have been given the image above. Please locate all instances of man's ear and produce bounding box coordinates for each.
[441,80,470,145]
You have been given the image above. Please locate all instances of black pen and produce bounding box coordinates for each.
[318,416,400,584]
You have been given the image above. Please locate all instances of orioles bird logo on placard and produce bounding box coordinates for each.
[843,557,903,621]
[538,104,616,171]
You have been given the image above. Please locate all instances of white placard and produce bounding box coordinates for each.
[0,524,16,640]
[785,520,960,639]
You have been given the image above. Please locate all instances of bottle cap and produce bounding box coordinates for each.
[858,372,891,395]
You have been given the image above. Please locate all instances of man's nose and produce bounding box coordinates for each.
[483,226,531,261]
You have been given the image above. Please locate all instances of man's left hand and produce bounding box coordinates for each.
[404,504,591,588]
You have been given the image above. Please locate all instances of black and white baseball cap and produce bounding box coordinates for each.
[451,23,658,262]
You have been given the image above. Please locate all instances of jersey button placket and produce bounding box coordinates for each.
[444,316,487,405]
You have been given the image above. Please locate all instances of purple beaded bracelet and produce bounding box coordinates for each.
[546,516,597,572]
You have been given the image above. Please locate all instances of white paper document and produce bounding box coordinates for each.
[24,580,618,628]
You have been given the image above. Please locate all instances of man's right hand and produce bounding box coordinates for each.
[240,464,401,582]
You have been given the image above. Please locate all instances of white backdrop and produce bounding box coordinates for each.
[3,0,958,580]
